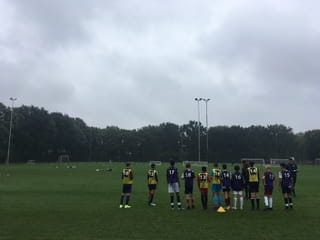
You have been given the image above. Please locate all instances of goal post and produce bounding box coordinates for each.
[314,158,320,165]
[149,161,162,166]
[270,158,288,165]
[241,158,265,166]
[182,161,209,167]
[57,154,70,163]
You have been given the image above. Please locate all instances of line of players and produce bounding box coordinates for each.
[119,158,298,211]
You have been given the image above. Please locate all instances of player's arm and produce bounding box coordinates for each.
[197,176,201,189]
[155,171,159,183]
[130,170,134,180]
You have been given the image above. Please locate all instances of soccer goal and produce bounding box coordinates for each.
[241,158,265,166]
[270,158,288,165]
[314,158,320,165]
[182,161,209,167]
[57,154,70,163]
[27,160,36,164]
[149,161,162,166]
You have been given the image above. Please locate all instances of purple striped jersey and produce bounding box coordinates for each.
[221,170,231,187]
[181,169,195,186]
[231,172,244,191]
[264,171,275,188]
[167,167,179,184]
[279,169,292,187]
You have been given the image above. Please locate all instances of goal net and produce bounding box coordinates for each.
[149,161,162,166]
[314,158,320,165]
[58,154,70,163]
[241,158,265,166]
[182,161,209,167]
[270,158,288,165]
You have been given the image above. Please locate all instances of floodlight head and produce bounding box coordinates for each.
[10,97,17,101]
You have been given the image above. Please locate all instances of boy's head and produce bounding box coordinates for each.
[170,160,175,166]
[234,165,240,171]
[213,163,219,168]
[222,164,227,170]
[151,163,155,169]
[126,162,131,167]
[202,166,207,172]
[186,163,191,168]
[265,165,271,171]
[249,161,255,167]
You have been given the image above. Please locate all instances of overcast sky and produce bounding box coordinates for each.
[1,0,319,132]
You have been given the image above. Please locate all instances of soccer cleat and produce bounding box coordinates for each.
[124,205,131,208]
[119,204,124,208]
[192,205,195,209]
[149,202,156,206]
[232,207,237,210]
[226,206,230,210]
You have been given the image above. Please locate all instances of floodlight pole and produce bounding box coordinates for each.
[202,98,210,162]
[6,97,17,165]
[195,98,202,162]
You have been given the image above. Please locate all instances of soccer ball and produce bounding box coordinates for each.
[96,169,100,172]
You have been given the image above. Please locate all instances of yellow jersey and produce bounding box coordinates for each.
[247,167,259,182]
[211,168,221,184]
[198,172,210,189]
[147,169,158,185]
[122,167,133,184]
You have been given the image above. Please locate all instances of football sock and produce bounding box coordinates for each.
[264,196,268,207]
[201,194,205,207]
[234,198,237,208]
[204,194,208,207]
[251,199,255,209]
[170,196,174,207]
[177,196,181,208]
[240,197,243,209]
[149,194,154,203]
[120,195,124,205]
[284,198,289,208]
[288,198,293,208]
[256,198,260,209]
[269,197,273,208]
[125,196,130,205]
[186,199,190,207]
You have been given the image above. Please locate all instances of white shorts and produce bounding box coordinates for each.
[233,191,243,196]
[168,183,180,193]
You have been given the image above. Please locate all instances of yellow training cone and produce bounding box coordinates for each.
[217,206,226,213]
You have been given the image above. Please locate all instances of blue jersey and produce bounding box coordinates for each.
[221,170,231,187]
[181,169,195,186]
[167,167,179,184]
[231,172,244,191]
[279,170,292,187]
[264,171,275,188]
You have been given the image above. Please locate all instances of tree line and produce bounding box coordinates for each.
[0,102,319,164]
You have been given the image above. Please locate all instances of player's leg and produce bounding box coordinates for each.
[125,192,131,208]
[120,192,125,208]
[250,184,255,210]
[233,191,238,210]
[239,191,244,210]
[264,187,269,209]
[255,192,260,210]
[288,189,293,209]
[174,183,182,209]
[283,191,289,209]
[168,184,175,209]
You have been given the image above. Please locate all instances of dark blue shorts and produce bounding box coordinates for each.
[122,184,132,193]
[148,184,157,190]
[282,186,292,194]
[222,186,231,192]
[185,185,193,194]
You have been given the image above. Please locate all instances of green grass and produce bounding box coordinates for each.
[0,162,319,240]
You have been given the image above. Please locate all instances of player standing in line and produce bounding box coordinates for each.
[120,162,134,209]
[166,160,182,210]
[197,166,211,210]
[209,163,222,209]
[279,163,294,209]
[247,161,260,210]
[231,165,244,210]
[242,160,250,200]
[263,165,275,210]
[221,164,232,210]
[181,163,196,209]
[287,157,298,197]
[147,163,158,206]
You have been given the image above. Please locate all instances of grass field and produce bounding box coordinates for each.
[0,162,320,240]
